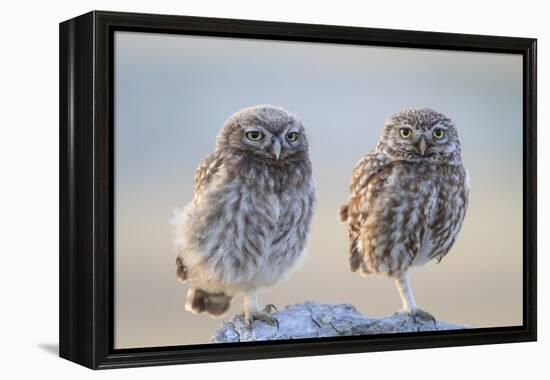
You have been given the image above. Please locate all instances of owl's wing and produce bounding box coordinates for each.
[192,153,224,205]
[174,153,223,283]
[435,168,470,263]
[340,153,392,272]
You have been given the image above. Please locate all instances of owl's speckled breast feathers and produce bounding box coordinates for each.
[347,157,468,277]
[184,151,314,292]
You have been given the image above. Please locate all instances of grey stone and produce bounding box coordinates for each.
[211,301,467,343]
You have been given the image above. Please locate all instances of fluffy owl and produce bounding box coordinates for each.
[339,108,469,320]
[173,105,315,326]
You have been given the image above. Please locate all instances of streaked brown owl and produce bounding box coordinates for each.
[173,105,315,326]
[339,108,469,320]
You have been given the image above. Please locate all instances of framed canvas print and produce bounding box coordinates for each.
[59,11,537,369]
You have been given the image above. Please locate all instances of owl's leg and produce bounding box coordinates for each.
[242,290,279,328]
[394,272,417,311]
[394,272,436,325]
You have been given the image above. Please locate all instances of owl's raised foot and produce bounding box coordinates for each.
[244,310,279,330]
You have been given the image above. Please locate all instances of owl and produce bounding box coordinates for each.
[339,108,469,320]
[173,105,315,327]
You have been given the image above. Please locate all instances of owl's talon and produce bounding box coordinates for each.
[266,315,279,330]
[407,308,436,327]
[243,311,279,330]
[262,304,278,313]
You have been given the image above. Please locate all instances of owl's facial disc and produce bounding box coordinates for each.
[394,122,456,158]
[238,123,305,162]
[413,132,441,157]
[381,109,460,163]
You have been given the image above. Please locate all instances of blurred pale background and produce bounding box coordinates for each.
[114,31,522,349]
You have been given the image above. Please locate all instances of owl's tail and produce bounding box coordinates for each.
[338,204,349,223]
[185,288,233,317]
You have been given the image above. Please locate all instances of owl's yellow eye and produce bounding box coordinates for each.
[286,132,299,142]
[399,128,412,139]
[433,129,445,139]
[245,131,263,141]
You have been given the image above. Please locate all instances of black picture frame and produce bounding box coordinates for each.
[59,10,537,370]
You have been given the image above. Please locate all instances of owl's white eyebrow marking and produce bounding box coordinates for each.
[281,125,300,134]
[243,125,270,135]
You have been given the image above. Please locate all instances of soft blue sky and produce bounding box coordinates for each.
[114,31,523,348]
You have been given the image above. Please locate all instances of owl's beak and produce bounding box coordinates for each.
[271,139,282,160]
[418,137,428,156]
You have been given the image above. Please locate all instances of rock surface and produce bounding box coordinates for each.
[212,301,467,343]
